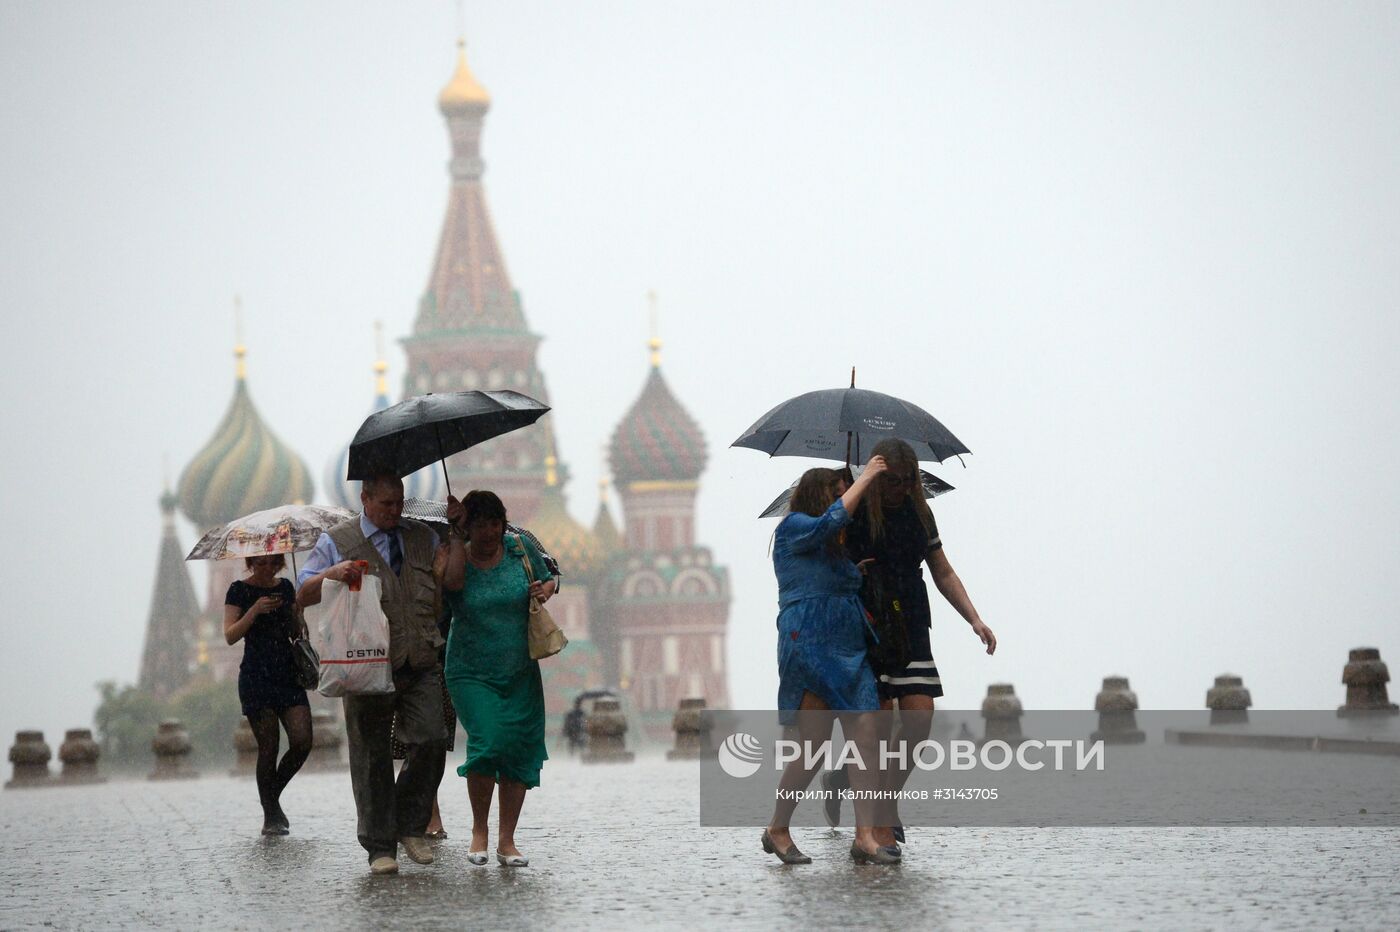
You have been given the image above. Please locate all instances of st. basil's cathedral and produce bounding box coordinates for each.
[139,42,731,738]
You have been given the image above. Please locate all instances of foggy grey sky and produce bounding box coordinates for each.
[3,1,1399,752]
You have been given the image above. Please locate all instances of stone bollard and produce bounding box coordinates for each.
[1337,648,1399,717]
[6,731,53,789]
[981,683,1025,744]
[58,729,105,785]
[308,710,346,771]
[231,718,259,776]
[1091,676,1146,744]
[1206,674,1252,725]
[582,698,635,763]
[667,697,711,760]
[149,720,199,781]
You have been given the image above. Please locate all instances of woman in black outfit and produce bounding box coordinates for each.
[224,553,312,835]
[841,438,996,850]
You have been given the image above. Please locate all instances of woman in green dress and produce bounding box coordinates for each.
[442,490,556,868]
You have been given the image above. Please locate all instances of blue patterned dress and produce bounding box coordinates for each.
[773,501,879,717]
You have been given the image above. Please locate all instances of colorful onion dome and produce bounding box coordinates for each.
[529,457,604,581]
[177,345,314,529]
[609,340,707,484]
[324,353,443,509]
[439,39,491,114]
[592,477,623,555]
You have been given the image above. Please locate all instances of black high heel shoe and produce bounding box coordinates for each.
[762,829,812,864]
[849,842,901,865]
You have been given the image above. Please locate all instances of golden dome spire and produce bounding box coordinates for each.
[545,453,558,487]
[439,39,491,112]
[647,289,662,369]
[373,320,388,398]
[233,295,247,380]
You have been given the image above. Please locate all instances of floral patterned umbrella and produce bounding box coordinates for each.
[185,504,355,561]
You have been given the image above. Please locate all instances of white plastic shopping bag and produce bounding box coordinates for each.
[308,576,395,697]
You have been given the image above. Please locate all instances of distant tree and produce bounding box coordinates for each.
[93,681,166,770]
[169,677,241,765]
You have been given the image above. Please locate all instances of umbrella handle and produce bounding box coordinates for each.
[434,423,453,498]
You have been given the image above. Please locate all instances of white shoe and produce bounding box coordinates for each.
[400,836,435,865]
[496,851,529,867]
[467,851,488,866]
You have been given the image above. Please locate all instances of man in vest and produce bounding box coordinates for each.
[297,473,457,875]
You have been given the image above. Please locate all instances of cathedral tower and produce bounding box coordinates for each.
[401,41,552,521]
[137,487,200,699]
[606,334,731,729]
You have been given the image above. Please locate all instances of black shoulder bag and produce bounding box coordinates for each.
[860,567,910,675]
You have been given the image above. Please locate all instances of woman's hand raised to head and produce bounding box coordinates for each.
[840,455,888,512]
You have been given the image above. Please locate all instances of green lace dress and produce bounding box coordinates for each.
[444,534,551,788]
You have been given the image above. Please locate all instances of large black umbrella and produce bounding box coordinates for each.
[732,383,970,466]
[757,468,954,519]
[347,390,550,494]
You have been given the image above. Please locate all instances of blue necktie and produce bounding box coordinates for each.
[385,530,403,575]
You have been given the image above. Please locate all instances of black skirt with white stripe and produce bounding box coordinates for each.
[873,576,944,702]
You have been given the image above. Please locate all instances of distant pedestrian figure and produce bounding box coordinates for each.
[441,490,555,868]
[223,553,312,836]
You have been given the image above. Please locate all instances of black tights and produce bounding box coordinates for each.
[247,706,313,818]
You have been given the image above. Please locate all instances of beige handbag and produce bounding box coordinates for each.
[517,535,567,660]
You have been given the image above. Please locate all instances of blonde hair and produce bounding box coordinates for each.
[863,438,933,543]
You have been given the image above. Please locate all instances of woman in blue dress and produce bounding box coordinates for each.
[763,455,900,865]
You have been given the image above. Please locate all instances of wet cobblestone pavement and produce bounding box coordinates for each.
[3,754,1398,930]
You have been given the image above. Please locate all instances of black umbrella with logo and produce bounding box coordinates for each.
[731,372,970,467]
[347,390,550,495]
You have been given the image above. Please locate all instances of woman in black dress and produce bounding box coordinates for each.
[223,553,312,835]
[842,438,996,850]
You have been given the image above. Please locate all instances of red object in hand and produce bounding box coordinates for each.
[347,560,370,592]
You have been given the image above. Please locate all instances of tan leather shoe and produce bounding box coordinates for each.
[400,836,435,865]
[370,855,399,875]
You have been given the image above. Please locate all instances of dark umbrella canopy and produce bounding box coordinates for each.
[757,469,954,518]
[732,387,970,465]
[347,390,550,480]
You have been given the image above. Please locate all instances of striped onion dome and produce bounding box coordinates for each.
[529,458,604,581]
[608,342,707,483]
[177,347,314,529]
[323,359,443,509]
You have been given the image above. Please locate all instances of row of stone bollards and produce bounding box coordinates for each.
[6,723,193,789]
[6,729,106,788]
[573,696,712,764]
[978,646,1398,745]
[7,710,351,788]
